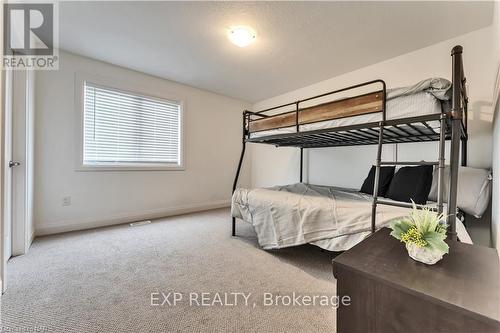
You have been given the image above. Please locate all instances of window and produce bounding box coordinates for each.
[82,82,182,169]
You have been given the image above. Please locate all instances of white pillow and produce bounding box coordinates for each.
[428,166,492,218]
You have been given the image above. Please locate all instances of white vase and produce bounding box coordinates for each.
[405,243,444,265]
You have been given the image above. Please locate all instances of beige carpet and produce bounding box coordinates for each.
[0,208,337,332]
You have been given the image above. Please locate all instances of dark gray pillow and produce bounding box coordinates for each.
[386,166,433,204]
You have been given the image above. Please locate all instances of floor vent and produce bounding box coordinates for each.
[129,220,152,227]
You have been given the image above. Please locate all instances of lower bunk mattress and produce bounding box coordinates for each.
[231,183,471,251]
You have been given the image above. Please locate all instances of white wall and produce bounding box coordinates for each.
[0,0,4,292]
[251,26,498,190]
[491,1,500,251]
[493,94,500,250]
[34,51,250,235]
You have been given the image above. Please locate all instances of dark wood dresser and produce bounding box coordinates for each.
[332,228,500,333]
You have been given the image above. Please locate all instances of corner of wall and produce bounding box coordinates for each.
[0,0,4,294]
[490,0,500,252]
[492,84,500,252]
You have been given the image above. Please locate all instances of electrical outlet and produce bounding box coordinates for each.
[62,196,71,206]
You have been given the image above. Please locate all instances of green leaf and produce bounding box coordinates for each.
[389,219,413,240]
[423,230,446,242]
[398,219,414,231]
[424,231,449,253]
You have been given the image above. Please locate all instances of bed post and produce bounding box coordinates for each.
[371,81,386,234]
[447,45,464,241]
[459,74,468,224]
[371,124,384,233]
[300,148,303,183]
[232,110,248,236]
[437,113,446,215]
[461,87,468,168]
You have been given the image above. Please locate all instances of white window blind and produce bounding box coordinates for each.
[83,82,181,166]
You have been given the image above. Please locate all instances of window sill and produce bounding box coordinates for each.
[76,163,185,172]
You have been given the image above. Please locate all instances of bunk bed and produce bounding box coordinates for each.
[231,45,470,250]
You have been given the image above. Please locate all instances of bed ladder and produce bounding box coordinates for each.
[371,46,465,241]
[370,113,448,235]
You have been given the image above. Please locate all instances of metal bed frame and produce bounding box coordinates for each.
[232,45,468,241]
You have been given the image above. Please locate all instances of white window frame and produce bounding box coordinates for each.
[74,73,185,171]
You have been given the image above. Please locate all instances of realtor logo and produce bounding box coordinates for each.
[3,2,58,69]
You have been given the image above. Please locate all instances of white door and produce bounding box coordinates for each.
[11,69,34,256]
[3,69,13,265]
[1,68,14,293]
[4,69,35,266]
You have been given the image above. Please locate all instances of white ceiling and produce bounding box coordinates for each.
[59,1,494,102]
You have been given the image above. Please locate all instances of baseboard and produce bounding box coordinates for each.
[35,200,231,236]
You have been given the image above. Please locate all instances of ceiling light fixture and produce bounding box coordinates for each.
[228,26,256,47]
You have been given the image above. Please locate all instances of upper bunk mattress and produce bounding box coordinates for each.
[231,183,471,251]
[250,78,451,139]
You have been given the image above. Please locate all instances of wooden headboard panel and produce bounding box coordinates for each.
[248,90,384,133]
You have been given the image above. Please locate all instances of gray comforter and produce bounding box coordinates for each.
[232,183,471,251]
